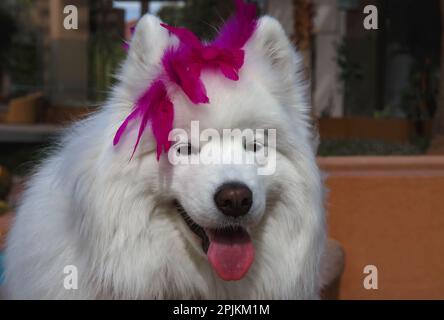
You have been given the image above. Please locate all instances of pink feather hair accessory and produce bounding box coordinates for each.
[114,0,257,160]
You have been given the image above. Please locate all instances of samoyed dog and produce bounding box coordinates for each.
[4,2,325,299]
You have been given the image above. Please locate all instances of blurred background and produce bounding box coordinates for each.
[0,0,443,299]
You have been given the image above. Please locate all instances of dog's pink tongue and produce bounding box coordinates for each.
[207,228,255,281]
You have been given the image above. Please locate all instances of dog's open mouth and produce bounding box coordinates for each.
[175,201,255,281]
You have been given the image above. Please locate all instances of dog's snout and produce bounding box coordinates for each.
[214,182,253,217]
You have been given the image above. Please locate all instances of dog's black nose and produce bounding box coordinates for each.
[214,182,253,217]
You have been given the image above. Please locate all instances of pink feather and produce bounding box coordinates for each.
[114,80,173,159]
[213,0,257,49]
[162,45,209,104]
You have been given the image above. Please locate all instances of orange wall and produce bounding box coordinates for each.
[319,156,444,299]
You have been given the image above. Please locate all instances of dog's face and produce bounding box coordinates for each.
[168,76,276,278]
[114,14,316,282]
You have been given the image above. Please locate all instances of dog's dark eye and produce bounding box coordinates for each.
[177,143,193,156]
[244,139,263,153]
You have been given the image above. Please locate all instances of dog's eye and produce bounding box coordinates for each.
[244,140,263,153]
[177,143,193,156]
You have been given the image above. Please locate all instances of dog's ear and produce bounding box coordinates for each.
[246,16,304,95]
[126,14,171,71]
[115,14,174,98]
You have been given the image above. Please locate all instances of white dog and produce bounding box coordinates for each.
[4,9,325,299]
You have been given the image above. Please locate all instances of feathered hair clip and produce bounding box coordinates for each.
[114,0,258,160]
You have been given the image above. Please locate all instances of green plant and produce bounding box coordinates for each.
[158,1,264,41]
[91,39,125,102]
[158,0,236,41]
[318,138,427,156]
[403,57,438,121]
[0,4,17,67]
[336,38,363,116]
[0,143,49,176]
[89,2,126,102]
[0,1,39,96]
[0,166,12,200]
[373,105,397,119]
[0,200,9,215]
[336,39,363,85]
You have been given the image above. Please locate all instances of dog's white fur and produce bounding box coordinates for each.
[4,15,325,299]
